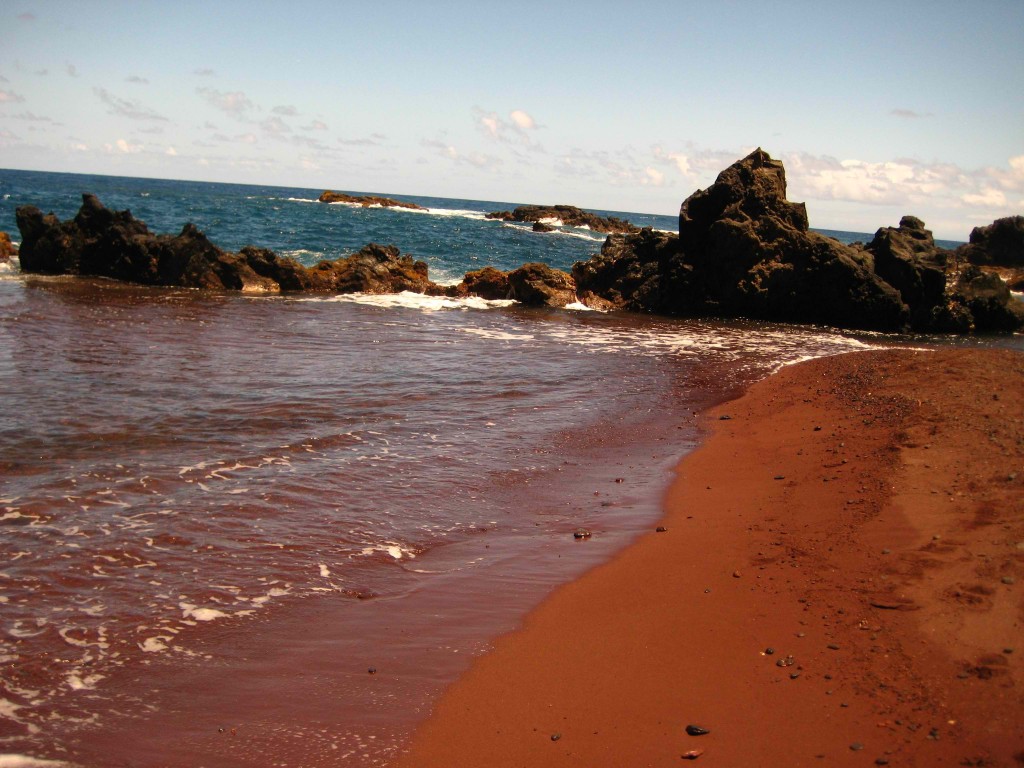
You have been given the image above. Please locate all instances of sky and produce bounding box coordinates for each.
[0,0,1022,240]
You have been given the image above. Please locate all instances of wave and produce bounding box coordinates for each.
[297,290,515,312]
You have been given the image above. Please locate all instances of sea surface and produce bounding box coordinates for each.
[0,169,1007,767]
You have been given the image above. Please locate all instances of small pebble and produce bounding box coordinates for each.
[704,588,712,594]
[881,548,891,555]
[551,733,561,742]
[368,667,377,675]
[685,724,710,736]
[773,475,785,480]
[719,415,731,421]
[573,528,592,540]
[765,647,775,655]
[1001,576,1016,585]
[827,643,840,650]
[656,526,668,533]
[850,742,864,751]
[875,759,890,766]
[1003,648,1014,654]
[680,749,704,760]
[790,671,801,679]
[732,570,742,578]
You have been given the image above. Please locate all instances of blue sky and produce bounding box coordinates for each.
[1,1,1022,239]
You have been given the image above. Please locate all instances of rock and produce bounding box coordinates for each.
[451,266,511,300]
[507,262,578,307]
[317,190,425,209]
[574,149,910,331]
[14,194,439,296]
[950,265,1024,332]
[0,231,17,262]
[572,149,1023,334]
[680,749,704,760]
[486,204,640,234]
[532,221,556,233]
[573,528,592,540]
[863,216,950,328]
[957,216,1024,267]
[685,724,710,736]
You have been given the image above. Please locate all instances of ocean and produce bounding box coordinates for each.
[0,169,1002,767]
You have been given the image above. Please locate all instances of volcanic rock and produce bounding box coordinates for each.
[507,262,578,308]
[956,216,1024,267]
[318,190,425,210]
[0,231,17,262]
[486,205,640,235]
[15,194,437,295]
[451,266,511,300]
[573,149,1023,333]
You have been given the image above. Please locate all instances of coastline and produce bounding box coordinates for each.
[393,347,1024,767]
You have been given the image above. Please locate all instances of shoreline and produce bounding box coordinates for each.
[393,347,1024,767]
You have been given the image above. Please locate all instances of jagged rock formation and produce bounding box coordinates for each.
[318,191,425,209]
[486,205,640,235]
[955,215,1024,292]
[15,194,436,295]
[573,149,1023,333]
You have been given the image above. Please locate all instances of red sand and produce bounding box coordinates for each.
[394,348,1024,767]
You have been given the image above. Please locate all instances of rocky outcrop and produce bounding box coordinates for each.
[451,266,511,301]
[0,232,17,262]
[16,194,437,295]
[956,216,1024,267]
[318,191,425,210]
[486,205,640,235]
[573,149,1023,333]
[507,263,577,307]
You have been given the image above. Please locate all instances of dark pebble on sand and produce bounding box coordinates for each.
[875,759,890,766]
[656,526,668,533]
[368,667,377,674]
[765,647,775,655]
[573,528,592,540]
[850,742,864,751]
[685,724,710,736]
[1001,576,1016,585]
[551,733,561,741]
[719,415,731,420]
[827,643,840,650]
[790,671,801,679]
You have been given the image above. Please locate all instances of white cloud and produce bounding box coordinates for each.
[304,119,328,131]
[236,133,258,144]
[644,167,665,186]
[196,87,254,119]
[272,105,298,116]
[194,68,216,77]
[126,75,149,85]
[962,188,1007,207]
[94,87,167,121]
[260,116,291,135]
[165,146,178,156]
[509,110,536,131]
[106,138,143,154]
[0,90,26,103]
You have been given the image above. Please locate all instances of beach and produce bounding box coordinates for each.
[395,348,1024,767]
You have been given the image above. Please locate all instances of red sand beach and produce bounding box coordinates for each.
[394,348,1024,767]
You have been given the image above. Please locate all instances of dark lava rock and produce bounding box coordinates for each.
[572,149,1023,334]
[952,265,1024,332]
[486,204,640,235]
[507,262,578,307]
[317,190,425,209]
[532,221,556,233]
[451,266,511,300]
[685,724,710,736]
[957,215,1024,267]
[15,194,438,295]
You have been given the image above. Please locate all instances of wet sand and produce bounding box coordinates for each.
[394,348,1024,767]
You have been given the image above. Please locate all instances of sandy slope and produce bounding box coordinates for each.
[394,348,1024,767]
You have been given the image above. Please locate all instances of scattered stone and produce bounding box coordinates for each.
[1001,575,1016,585]
[790,671,801,679]
[881,548,891,555]
[813,426,822,431]
[719,414,732,421]
[927,727,940,740]
[875,758,890,766]
[773,475,785,480]
[732,570,742,578]
[680,749,704,760]
[827,644,841,650]
[656,526,669,533]
[765,647,775,655]
[573,528,592,540]
[850,742,864,751]
[685,724,710,736]
[368,667,377,674]
[550,733,561,742]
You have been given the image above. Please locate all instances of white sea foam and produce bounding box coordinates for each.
[460,328,535,342]
[65,672,104,691]
[356,542,416,561]
[179,603,230,622]
[284,197,318,204]
[0,756,74,767]
[139,636,171,653]
[301,291,515,312]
